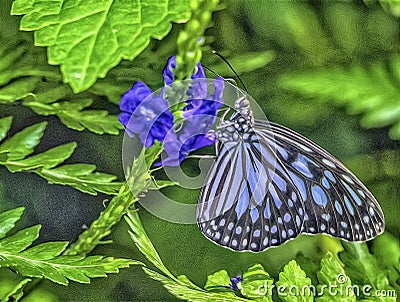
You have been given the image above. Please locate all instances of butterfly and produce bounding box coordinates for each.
[196,95,385,252]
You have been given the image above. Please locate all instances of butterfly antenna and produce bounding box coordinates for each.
[212,50,248,93]
[203,65,221,78]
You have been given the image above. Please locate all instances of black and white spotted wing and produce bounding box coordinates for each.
[196,128,306,252]
[196,99,384,252]
[254,121,385,242]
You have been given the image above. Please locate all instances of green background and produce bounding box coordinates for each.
[0,0,399,300]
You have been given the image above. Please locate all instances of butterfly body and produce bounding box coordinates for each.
[197,96,384,252]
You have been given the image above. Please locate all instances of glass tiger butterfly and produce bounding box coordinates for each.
[196,83,385,252]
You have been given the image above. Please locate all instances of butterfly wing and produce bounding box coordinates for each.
[254,121,385,242]
[197,130,306,252]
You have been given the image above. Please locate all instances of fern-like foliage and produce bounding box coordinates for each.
[0,116,122,195]
[0,37,122,135]
[279,56,400,139]
[0,208,138,286]
[316,252,355,302]
[126,209,253,302]
[126,204,400,301]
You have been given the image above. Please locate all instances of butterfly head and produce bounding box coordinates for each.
[215,96,255,142]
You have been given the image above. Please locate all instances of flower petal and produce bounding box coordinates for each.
[120,82,152,114]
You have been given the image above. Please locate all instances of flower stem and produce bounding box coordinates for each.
[65,148,154,255]
[64,183,141,255]
[174,0,221,80]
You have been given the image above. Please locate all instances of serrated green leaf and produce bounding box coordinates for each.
[19,242,69,260]
[0,207,25,239]
[5,142,77,172]
[0,121,47,160]
[316,252,356,302]
[340,242,396,301]
[0,278,32,302]
[30,84,71,104]
[238,264,274,301]
[37,164,122,195]
[0,116,13,143]
[0,118,122,195]
[0,225,41,253]
[204,270,231,291]
[23,99,122,135]
[276,260,314,302]
[126,148,152,195]
[12,0,191,92]
[59,109,122,135]
[0,208,138,286]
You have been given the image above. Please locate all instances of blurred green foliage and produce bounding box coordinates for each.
[0,0,399,301]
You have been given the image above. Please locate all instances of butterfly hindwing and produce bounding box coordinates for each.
[197,128,306,252]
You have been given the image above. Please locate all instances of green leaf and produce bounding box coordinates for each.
[5,142,77,172]
[276,260,314,302]
[0,122,46,160]
[125,209,173,280]
[0,41,26,73]
[0,225,41,253]
[379,0,400,17]
[0,77,38,103]
[23,98,123,135]
[0,117,122,195]
[0,207,137,286]
[340,242,396,301]
[238,264,274,301]
[0,278,32,302]
[148,179,177,190]
[0,116,13,143]
[66,149,151,255]
[279,56,400,140]
[371,233,400,293]
[145,141,163,170]
[126,148,152,194]
[316,252,356,302]
[37,164,122,195]
[204,270,231,291]
[12,0,191,92]
[0,207,25,239]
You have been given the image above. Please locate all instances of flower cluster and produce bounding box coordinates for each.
[119,56,224,166]
[229,274,243,290]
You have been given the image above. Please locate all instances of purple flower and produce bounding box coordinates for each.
[163,56,208,99]
[119,56,225,165]
[163,56,206,85]
[229,274,243,291]
[160,77,224,166]
[119,82,174,148]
